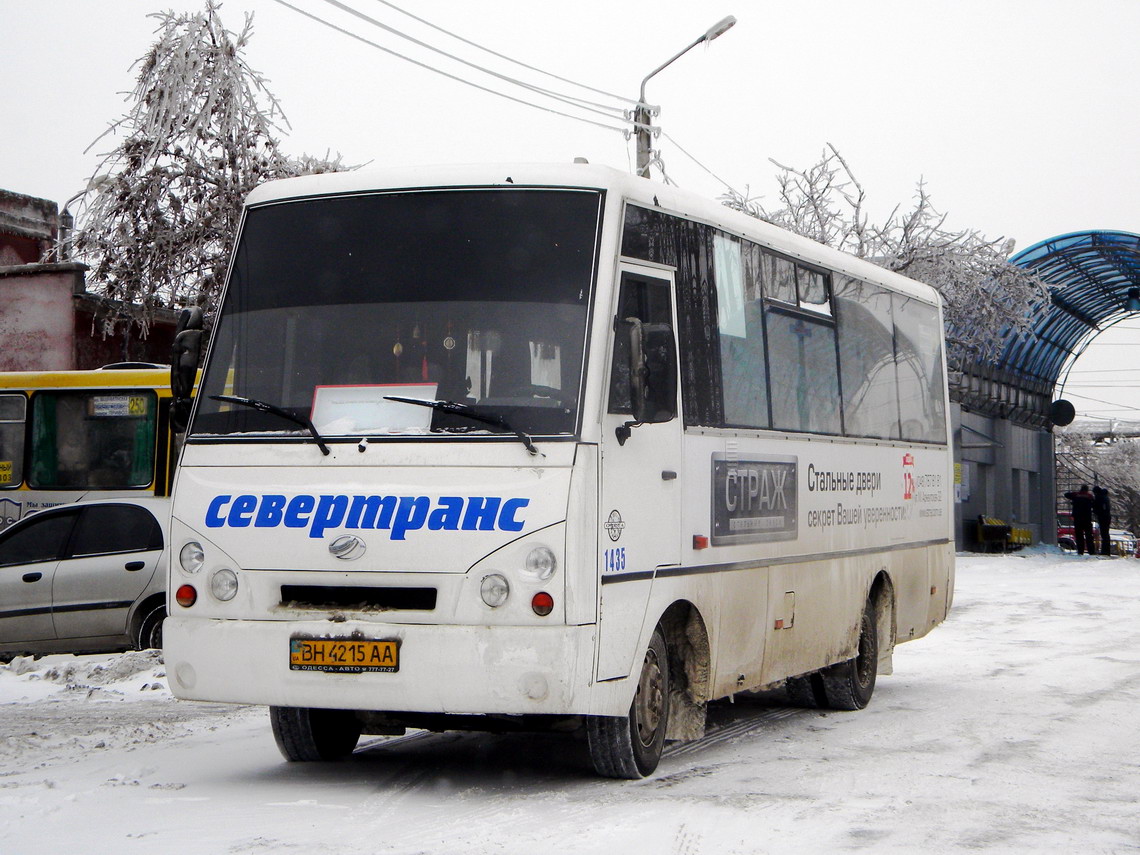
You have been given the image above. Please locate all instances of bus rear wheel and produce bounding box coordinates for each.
[820,599,878,711]
[270,706,362,761]
[587,627,670,779]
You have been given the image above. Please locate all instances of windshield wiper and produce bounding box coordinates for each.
[209,394,330,456]
[384,396,543,457]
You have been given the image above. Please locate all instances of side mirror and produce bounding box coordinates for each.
[618,317,677,444]
[170,307,204,433]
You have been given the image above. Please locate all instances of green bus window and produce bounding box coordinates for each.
[28,391,157,489]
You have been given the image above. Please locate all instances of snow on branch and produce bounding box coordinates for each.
[74,1,349,334]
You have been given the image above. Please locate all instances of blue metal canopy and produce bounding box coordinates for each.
[1003,230,1140,389]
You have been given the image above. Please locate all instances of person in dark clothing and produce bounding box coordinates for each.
[1093,486,1112,556]
[1064,484,1096,555]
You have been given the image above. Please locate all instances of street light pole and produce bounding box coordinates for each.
[57,189,87,262]
[635,15,736,179]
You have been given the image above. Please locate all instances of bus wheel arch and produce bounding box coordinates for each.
[658,600,711,742]
[869,571,897,677]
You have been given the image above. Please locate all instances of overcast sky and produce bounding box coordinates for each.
[3,0,1139,420]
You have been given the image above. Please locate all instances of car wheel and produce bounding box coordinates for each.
[134,603,166,650]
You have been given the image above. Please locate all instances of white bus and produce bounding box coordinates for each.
[164,162,953,778]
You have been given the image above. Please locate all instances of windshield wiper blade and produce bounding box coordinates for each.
[384,396,543,457]
[210,394,330,456]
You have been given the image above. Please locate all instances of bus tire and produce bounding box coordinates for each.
[820,599,878,711]
[269,706,362,762]
[134,603,165,651]
[586,628,669,779]
[785,673,825,708]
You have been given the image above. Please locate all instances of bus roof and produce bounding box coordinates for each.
[0,366,172,391]
[243,162,942,308]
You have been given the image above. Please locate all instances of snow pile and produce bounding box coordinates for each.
[0,649,168,703]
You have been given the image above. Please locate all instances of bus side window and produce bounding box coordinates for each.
[607,276,673,415]
[28,392,157,490]
[0,394,26,489]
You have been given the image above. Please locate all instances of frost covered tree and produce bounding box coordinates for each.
[74,1,347,330]
[1059,426,1140,490]
[721,144,1050,367]
[1057,425,1140,532]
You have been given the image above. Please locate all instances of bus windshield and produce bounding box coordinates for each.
[191,188,602,441]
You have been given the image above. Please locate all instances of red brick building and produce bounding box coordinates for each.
[0,188,177,370]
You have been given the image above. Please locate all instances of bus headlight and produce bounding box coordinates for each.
[210,568,239,601]
[523,546,557,581]
[480,573,510,608]
[179,541,205,574]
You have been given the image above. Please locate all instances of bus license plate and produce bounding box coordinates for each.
[289,638,399,673]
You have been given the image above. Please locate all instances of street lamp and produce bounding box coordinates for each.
[56,176,110,261]
[635,15,736,179]
[57,189,87,262]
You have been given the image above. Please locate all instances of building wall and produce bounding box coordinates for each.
[953,403,1057,549]
[0,189,58,266]
[2,187,180,371]
[0,263,84,370]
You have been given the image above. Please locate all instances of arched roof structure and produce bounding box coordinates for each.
[1004,230,1140,389]
[952,230,1140,427]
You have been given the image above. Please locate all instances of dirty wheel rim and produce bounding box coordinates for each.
[634,647,665,748]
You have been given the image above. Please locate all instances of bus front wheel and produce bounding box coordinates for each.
[586,627,670,779]
[819,599,878,711]
[270,706,362,761]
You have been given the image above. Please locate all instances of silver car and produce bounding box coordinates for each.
[0,497,168,658]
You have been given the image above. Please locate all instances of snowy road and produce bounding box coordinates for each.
[2,549,1138,853]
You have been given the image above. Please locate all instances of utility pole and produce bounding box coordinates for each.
[635,15,736,179]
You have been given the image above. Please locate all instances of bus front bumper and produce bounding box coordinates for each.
[163,616,614,716]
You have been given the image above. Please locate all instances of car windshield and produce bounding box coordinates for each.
[190,188,602,441]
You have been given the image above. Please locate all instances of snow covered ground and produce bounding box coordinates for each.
[2,548,1138,854]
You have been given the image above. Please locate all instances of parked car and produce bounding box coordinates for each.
[1057,511,1137,556]
[1056,511,1085,551]
[1108,528,1138,557]
[0,497,169,659]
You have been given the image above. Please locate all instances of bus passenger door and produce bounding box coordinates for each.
[596,267,682,680]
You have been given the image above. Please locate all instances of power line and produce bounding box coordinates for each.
[658,130,742,196]
[269,0,631,136]
[1064,390,1140,412]
[368,0,637,108]
[313,0,630,120]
